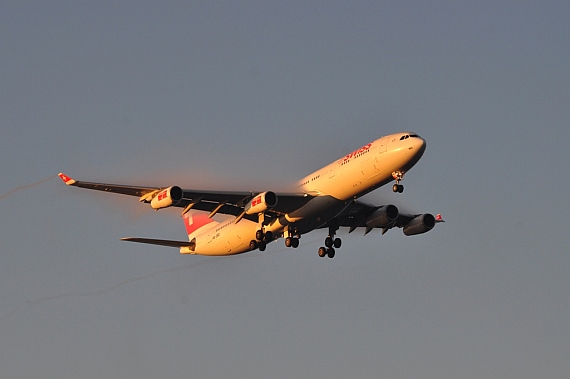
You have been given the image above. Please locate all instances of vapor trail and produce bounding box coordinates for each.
[25,237,322,306]
[26,240,302,304]
[0,257,218,321]
[0,176,55,202]
[27,257,225,305]
[1,237,320,321]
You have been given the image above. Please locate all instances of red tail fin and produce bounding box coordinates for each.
[183,211,218,239]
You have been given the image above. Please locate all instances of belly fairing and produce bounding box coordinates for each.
[266,195,351,235]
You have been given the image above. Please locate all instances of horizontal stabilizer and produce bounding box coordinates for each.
[121,237,194,249]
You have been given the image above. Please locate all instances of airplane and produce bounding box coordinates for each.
[58,132,443,258]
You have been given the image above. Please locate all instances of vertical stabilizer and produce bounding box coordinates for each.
[183,210,218,240]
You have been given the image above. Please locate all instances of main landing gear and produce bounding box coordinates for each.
[392,170,405,193]
[318,224,341,258]
[250,229,274,252]
[284,235,300,248]
[283,226,300,249]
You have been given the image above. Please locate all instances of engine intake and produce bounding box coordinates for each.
[244,191,278,215]
[150,186,183,209]
[366,205,399,228]
[403,213,436,236]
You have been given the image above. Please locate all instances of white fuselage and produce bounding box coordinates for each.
[298,133,425,199]
[183,132,426,256]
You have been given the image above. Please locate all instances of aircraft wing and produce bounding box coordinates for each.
[324,200,444,235]
[58,173,313,219]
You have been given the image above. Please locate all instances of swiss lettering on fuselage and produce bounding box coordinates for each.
[343,143,372,163]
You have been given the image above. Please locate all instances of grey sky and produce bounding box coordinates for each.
[1,1,569,378]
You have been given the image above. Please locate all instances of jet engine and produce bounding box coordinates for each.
[244,191,278,215]
[403,213,436,236]
[150,186,183,209]
[365,204,399,228]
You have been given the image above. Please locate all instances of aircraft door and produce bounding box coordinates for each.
[372,137,388,176]
[329,164,335,179]
[378,136,388,153]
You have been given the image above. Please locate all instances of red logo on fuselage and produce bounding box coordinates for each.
[343,143,372,162]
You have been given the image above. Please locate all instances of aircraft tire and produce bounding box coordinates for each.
[327,247,335,258]
[325,236,333,248]
[318,247,327,257]
[333,238,342,248]
[291,237,299,248]
[285,237,292,248]
[264,231,273,242]
[256,230,264,241]
[258,241,266,251]
[249,240,258,250]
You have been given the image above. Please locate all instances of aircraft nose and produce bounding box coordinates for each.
[408,134,426,153]
[417,136,426,152]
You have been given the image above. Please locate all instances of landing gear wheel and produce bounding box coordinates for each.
[333,238,342,248]
[291,237,299,248]
[392,170,405,193]
[325,236,333,248]
[264,231,273,242]
[249,240,258,250]
[318,247,327,257]
[392,184,404,193]
[258,241,266,252]
[255,230,264,241]
[327,247,336,258]
[285,237,292,248]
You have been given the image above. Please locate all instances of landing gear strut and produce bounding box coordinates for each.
[392,170,405,193]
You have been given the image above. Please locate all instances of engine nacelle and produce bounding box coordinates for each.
[403,213,436,236]
[244,191,278,215]
[366,204,399,228]
[150,186,183,210]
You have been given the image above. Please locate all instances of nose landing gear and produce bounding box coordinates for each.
[392,170,405,193]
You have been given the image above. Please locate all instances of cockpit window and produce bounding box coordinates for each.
[400,133,421,140]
